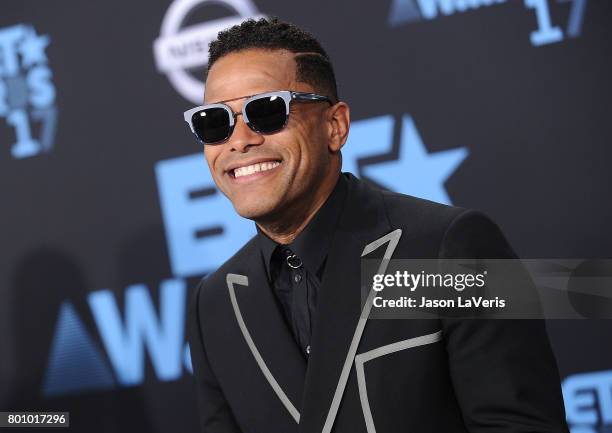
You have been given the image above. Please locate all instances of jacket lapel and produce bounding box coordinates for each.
[228,248,307,427]
[299,174,402,433]
[226,173,402,432]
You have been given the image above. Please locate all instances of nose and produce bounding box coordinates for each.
[228,112,264,152]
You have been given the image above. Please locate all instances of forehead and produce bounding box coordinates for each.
[204,49,299,104]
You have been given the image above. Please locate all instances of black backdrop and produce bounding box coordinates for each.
[1,0,611,432]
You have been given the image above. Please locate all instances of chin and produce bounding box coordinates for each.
[232,201,274,221]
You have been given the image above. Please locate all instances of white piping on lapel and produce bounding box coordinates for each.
[226,273,301,424]
[321,228,402,433]
[354,330,443,433]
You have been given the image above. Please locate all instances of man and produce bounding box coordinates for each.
[186,17,569,433]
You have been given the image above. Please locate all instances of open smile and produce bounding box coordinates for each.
[227,159,283,183]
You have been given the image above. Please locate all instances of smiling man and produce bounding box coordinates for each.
[186,17,569,433]
[199,47,345,242]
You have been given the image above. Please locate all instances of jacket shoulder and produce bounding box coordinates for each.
[377,187,511,258]
[379,188,466,232]
[194,234,259,304]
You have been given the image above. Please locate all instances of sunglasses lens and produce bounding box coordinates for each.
[245,95,288,133]
[192,107,231,144]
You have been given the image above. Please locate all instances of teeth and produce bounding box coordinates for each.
[233,161,280,178]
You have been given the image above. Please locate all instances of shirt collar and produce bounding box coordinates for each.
[257,172,349,282]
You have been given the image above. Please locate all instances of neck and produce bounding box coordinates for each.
[256,171,340,244]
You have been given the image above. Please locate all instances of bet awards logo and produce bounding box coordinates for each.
[153,0,264,104]
[43,279,192,396]
[388,0,587,47]
[563,369,612,433]
[0,24,57,159]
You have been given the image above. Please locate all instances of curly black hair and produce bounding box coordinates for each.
[208,17,338,103]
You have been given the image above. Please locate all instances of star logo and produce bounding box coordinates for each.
[342,114,468,205]
[19,29,49,67]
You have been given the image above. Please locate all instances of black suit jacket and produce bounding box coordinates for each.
[188,172,569,433]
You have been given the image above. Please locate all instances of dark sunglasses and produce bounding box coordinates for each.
[183,90,333,145]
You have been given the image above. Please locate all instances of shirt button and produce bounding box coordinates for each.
[294,273,302,283]
[306,345,311,355]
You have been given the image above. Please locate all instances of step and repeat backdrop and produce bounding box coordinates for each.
[1,0,611,432]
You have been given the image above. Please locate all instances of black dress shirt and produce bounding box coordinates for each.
[256,172,348,357]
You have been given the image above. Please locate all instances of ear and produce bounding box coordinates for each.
[326,101,350,153]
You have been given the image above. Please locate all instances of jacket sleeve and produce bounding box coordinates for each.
[188,279,243,433]
[439,210,569,433]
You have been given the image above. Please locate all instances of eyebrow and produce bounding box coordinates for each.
[211,93,256,104]
[207,90,286,105]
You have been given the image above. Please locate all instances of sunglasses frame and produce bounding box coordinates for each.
[183,90,332,145]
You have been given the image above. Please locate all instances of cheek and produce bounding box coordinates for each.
[282,114,328,170]
[204,148,220,172]
[293,123,318,157]
[300,128,328,164]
